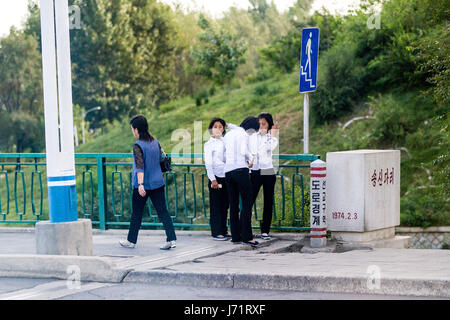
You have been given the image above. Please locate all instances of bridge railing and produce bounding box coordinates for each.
[0,153,319,232]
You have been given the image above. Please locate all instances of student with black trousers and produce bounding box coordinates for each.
[249,113,279,240]
[204,118,230,241]
[224,116,260,247]
[119,115,177,250]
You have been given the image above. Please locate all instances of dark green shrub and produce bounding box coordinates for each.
[311,41,368,124]
[400,187,450,228]
[253,83,269,96]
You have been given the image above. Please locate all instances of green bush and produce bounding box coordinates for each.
[311,41,368,124]
[442,236,450,250]
[400,186,450,228]
[254,83,269,96]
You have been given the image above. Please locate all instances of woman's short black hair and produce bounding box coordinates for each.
[130,115,154,141]
[240,116,260,132]
[258,112,274,130]
[208,117,226,136]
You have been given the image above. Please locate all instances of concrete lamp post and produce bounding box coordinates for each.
[35,0,93,256]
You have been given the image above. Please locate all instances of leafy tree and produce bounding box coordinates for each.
[259,0,320,74]
[0,29,44,153]
[248,0,270,23]
[219,1,291,79]
[414,22,450,106]
[191,14,247,94]
[287,0,313,28]
[69,0,178,126]
[259,28,302,73]
[310,9,342,53]
[171,9,203,97]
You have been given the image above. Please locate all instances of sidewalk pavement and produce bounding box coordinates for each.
[0,227,448,298]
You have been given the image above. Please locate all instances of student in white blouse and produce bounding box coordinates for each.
[224,116,260,247]
[204,118,230,241]
[249,113,279,240]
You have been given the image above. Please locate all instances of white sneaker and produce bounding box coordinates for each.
[261,233,271,240]
[119,240,135,248]
[160,240,176,250]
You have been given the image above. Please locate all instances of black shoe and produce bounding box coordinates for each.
[243,240,260,247]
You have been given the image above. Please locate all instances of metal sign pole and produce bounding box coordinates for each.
[303,92,309,154]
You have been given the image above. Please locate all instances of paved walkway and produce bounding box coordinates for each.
[0,228,448,298]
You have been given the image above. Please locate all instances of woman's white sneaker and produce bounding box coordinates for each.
[261,233,271,240]
[160,240,176,250]
[119,240,135,248]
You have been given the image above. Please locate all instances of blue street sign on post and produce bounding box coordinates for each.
[299,27,319,93]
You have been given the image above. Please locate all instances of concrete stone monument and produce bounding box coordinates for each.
[325,150,410,248]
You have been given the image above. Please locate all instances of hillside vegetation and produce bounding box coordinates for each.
[0,0,448,227]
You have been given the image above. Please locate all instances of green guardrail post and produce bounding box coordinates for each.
[97,155,107,230]
[0,165,9,219]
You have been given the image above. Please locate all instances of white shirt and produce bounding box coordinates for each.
[204,136,226,181]
[249,132,278,171]
[223,124,254,173]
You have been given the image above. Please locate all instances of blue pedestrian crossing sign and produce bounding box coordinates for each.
[299,27,319,93]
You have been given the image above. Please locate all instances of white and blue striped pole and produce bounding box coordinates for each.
[40,0,77,223]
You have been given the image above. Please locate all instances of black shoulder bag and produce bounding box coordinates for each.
[159,143,172,173]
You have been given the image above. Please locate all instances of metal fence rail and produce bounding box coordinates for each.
[0,153,319,232]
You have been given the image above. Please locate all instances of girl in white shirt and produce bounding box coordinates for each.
[204,118,230,241]
[249,113,279,240]
[224,116,260,247]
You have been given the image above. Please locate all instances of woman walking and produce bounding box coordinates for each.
[249,113,279,240]
[204,118,230,241]
[119,115,177,250]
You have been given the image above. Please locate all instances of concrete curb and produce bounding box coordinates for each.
[123,270,450,298]
[0,254,132,283]
[0,227,308,240]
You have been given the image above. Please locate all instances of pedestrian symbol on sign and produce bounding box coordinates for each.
[304,32,313,80]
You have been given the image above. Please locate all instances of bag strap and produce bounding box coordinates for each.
[158,142,167,156]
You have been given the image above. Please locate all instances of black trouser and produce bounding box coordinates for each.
[225,168,254,242]
[250,169,276,234]
[208,176,229,237]
[127,186,176,244]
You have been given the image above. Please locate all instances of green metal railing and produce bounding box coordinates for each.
[0,153,319,232]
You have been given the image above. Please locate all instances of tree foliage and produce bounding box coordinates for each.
[0,29,44,152]
[191,14,247,93]
[67,0,178,126]
[310,0,450,124]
